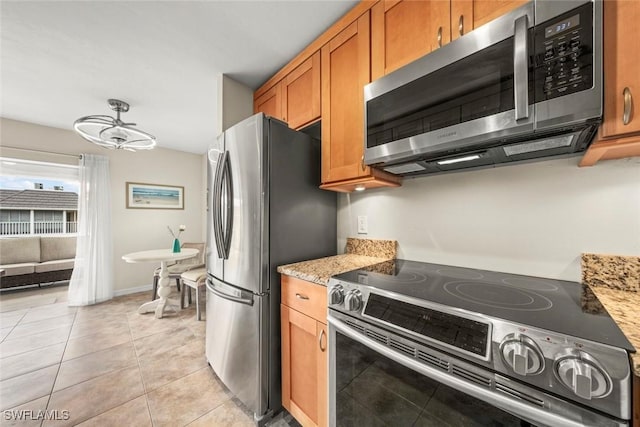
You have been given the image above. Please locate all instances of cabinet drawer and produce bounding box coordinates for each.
[281,275,327,322]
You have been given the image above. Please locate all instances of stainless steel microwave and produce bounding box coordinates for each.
[364,0,602,176]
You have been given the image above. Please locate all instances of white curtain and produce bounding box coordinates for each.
[68,154,113,306]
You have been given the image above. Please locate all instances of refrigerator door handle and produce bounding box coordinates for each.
[221,151,234,259]
[207,277,254,306]
[214,151,229,259]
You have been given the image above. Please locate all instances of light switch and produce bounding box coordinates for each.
[357,215,368,234]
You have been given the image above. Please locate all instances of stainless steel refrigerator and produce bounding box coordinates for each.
[205,113,336,424]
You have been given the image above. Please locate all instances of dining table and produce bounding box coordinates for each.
[122,248,199,319]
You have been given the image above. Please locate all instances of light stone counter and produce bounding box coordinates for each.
[277,237,397,286]
[582,253,640,376]
[277,254,392,286]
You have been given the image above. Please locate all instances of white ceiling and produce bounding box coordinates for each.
[0,0,357,154]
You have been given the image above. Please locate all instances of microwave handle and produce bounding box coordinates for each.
[513,14,529,121]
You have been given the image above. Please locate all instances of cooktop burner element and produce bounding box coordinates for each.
[501,277,560,291]
[436,268,484,280]
[384,271,428,284]
[435,268,484,280]
[443,281,553,311]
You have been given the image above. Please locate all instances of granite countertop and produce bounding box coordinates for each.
[582,253,640,377]
[277,237,397,286]
[588,286,640,376]
[277,254,392,286]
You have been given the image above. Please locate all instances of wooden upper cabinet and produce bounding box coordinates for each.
[371,0,451,79]
[254,84,283,121]
[320,11,401,192]
[282,51,321,129]
[580,0,640,166]
[473,0,527,28]
[601,0,640,139]
[451,0,474,41]
[321,14,371,183]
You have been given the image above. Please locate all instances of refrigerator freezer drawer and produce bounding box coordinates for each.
[205,277,268,417]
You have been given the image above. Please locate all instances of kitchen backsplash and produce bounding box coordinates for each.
[581,253,640,292]
[337,157,640,282]
[346,237,397,259]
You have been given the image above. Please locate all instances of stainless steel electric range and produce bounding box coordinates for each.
[327,259,634,427]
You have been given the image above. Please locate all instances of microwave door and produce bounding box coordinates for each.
[364,2,535,166]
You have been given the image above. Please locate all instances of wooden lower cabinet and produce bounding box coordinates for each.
[281,275,328,427]
[281,305,327,427]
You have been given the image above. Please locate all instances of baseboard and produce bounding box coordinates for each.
[114,284,152,297]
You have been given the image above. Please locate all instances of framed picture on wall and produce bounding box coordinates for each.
[126,182,184,209]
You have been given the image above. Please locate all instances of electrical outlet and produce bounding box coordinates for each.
[357,215,368,234]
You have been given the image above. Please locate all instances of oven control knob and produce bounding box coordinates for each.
[500,334,544,376]
[554,352,612,400]
[344,290,363,312]
[329,285,344,306]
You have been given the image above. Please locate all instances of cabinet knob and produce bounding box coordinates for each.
[458,15,464,36]
[623,87,632,125]
[437,27,443,48]
[360,155,366,172]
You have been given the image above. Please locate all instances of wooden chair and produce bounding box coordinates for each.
[150,242,205,300]
[180,267,206,320]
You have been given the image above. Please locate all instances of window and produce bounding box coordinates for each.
[1,157,79,236]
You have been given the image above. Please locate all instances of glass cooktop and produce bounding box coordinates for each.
[333,259,634,351]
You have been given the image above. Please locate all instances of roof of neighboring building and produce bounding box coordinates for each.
[0,189,78,210]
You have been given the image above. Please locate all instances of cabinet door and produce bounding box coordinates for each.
[601,0,640,138]
[451,0,473,41]
[473,0,527,28]
[372,0,451,79]
[253,84,282,120]
[321,13,371,183]
[282,51,321,130]
[281,305,327,427]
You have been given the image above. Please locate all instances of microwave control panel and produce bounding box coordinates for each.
[534,3,594,102]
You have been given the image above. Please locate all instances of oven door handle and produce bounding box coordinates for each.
[328,315,590,427]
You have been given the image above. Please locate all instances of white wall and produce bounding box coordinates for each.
[218,74,254,133]
[0,118,205,293]
[337,156,640,281]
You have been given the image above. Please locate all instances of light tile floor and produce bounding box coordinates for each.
[0,286,298,427]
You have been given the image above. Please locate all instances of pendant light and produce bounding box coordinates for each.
[73,99,156,150]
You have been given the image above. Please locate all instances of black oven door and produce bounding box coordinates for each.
[327,313,624,427]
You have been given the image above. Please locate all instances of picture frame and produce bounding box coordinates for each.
[126,182,184,210]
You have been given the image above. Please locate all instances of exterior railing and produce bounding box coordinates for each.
[0,222,30,235]
[0,221,78,236]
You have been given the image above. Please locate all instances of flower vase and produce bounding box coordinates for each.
[172,238,181,253]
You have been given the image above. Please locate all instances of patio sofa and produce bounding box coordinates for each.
[0,236,76,289]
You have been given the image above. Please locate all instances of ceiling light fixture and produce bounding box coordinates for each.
[73,99,156,151]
